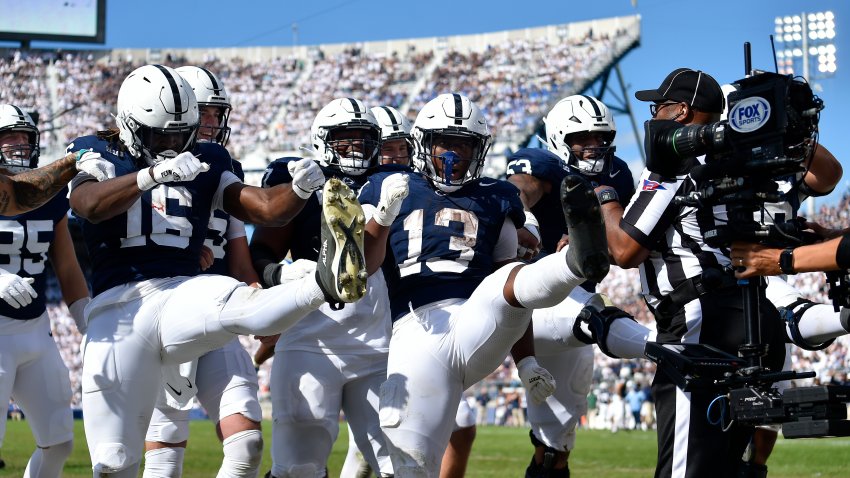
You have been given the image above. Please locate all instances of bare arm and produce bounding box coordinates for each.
[48,216,90,305]
[0,152,79,216]
[365,220,390,275]
[69,173,144,223]
[253,336,278,366]
[803,143,842,195]
[596,187,651,268]
[507,174,549,210]
[732,238,842,278]
[222,182,308,227]
[509,323,536,363]
[249,223,294,288]
[225,236,261,287]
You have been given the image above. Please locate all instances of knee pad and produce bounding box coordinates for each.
[142,447,185,478]
[92,442,139,475]
[379,374,407,429]
[780,300,835,351]
[221,429,263,476]
[576,305,635,358]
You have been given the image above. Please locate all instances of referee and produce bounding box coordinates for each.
[595,68,786,478]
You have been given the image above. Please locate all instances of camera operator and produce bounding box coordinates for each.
[595,68,787,478]
[732,230,848,278]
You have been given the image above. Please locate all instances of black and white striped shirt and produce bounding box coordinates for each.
[620,158,731,309]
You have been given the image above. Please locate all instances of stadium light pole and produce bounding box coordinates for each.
[775,11,836,215]
[775,11,837,87]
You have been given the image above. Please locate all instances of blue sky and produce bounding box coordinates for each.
[8,0,850,205]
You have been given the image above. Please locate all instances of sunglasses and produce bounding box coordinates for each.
[649,102,680,117]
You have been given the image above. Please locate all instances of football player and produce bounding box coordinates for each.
[139,65,265,477]
[372,105,414,167]
[250,98,407,478]
[0,104,90,477]
[506,95,648,478]
[358,93,609,477]
[0,106,104,217]
[339,105,480,478]
[67,64,366,477]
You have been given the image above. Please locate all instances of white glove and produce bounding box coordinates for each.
[137,151,210,191]
[74,149,115,182]
[517,356,556,404]
[0,274,37,309]
[288,159,325,199]
[278,259,317,285]
[373,173,410,226]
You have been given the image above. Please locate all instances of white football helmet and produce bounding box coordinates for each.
[116,64,199,165]
[412,93,491,192]
[0,104,39,173]
[543,95,616,175]
[176,65,232,147]
[311,98,381,176]
[371,105,413,165]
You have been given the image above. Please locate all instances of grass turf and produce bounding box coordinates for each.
[1,420,849,476]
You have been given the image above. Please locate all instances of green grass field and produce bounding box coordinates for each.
[1,420,849,476]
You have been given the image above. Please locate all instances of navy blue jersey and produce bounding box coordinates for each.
[68,136,236,296]
[205,160,245,276]
[0,190,69,319]
[262,158,409,261]
[507,148,635,253]
[359,171,525,321]
[601,157,636,206]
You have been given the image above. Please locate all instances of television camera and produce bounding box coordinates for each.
[641,43,850,439]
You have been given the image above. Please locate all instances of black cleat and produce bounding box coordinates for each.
[560,174,609,283]
[317,178,368,310]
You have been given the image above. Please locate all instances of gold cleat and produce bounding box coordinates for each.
[316,177,368,309]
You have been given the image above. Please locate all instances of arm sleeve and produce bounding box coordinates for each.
[69,171,97,193]
[225,216,247,241]
[493,218,519,263]
[212,170,243,212]
[361,204,378,223]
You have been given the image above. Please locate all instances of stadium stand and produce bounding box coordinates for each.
[1,14,640,181]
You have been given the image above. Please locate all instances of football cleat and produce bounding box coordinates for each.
[560,174,609,283]
[316,177,367,310]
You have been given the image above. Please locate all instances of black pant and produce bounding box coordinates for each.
[652,286,786,478]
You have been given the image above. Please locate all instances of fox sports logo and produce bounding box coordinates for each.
[729,97,771,133]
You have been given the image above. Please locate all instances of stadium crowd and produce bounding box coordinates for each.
[409,31,621,145]
[0,26,625,161]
